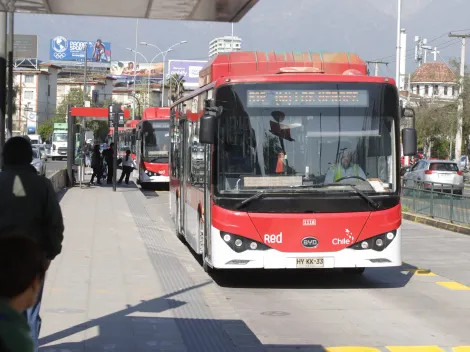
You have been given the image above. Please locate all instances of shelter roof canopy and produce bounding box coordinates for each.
[8,0,258,22]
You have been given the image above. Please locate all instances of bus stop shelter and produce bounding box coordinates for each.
[0,0,258,165]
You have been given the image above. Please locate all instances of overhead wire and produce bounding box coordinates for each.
[370,28,470,62]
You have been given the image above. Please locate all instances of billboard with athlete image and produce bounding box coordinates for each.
[50,36,111,63]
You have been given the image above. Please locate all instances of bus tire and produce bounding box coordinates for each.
[203,258,213,274]
[175,199,184,242]
[343,267,365,275]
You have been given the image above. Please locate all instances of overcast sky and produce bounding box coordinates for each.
[14,0,470,76]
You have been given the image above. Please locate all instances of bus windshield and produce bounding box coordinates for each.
[52,133,67,142]
[214,82,397,195]
[144,121,170,163]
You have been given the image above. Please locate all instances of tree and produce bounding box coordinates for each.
[37,116,63,143]
[168,74,185,103]
[40,88,117,143]
[55,88,87,120]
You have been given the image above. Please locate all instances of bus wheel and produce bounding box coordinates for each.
[343,267,365,275]
[200,217,213,274]
[175,200,184,242]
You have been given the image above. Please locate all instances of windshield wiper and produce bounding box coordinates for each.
[327,183,380,209]
[234,191,266,210]
[292,183,380,209]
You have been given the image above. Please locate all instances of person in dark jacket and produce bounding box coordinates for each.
[90,144,102,185]
[0,235,47,352]
[102,142,114,184]
[0,136,64,352]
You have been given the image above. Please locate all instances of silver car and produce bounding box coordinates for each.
[31,147,46,176]
[32,144,48,162]
[403,159,464,194]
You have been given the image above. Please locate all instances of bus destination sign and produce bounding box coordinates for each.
[247,90,369,108]
[151,122,170,129]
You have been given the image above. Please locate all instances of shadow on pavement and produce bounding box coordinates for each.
[210,263,418,290]
[38,281,330,352]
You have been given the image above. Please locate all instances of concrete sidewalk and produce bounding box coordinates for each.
[39,182,259,352]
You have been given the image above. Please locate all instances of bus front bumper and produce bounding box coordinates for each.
[209,226,402,269]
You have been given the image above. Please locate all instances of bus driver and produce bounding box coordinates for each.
[324,151,367,184]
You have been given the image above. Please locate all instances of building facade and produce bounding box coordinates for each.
[209,36,242,57]
[13,63,60,134]
[56,75,115,107]
[410,62,458,102]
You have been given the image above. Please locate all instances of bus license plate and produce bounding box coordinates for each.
[296,258,324,268]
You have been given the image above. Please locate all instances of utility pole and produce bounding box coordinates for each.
[395,0,402,87]
[366,61,389,76]
[449,32,470,162]
[133,19,138,119]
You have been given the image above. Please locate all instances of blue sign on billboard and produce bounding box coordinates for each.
[50,36,111,63]
[168,60,207,90]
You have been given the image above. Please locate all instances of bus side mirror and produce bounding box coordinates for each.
[136,130,142,141]
[402,128,417,156]
[199,106,222,144]
[199,113,216,144]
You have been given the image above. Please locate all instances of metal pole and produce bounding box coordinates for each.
[375,63,379,76]
[395,0,402,86]
[66,105,75,186]
[169,75,173,106]
[133,19,138,119]
[161,52,166,107]
[112,108,119,192]
[0,12,6,169]
[147,69,150,108]
[449,32,470,162]
[6,7,13,138]
[81,43,88,187]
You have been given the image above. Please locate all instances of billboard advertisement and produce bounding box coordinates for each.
[8,35,38,58]
[110,60,164,84]
[168,60,207,90]
[50,36,111,63]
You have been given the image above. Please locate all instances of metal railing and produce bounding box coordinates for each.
[401,180,470,225]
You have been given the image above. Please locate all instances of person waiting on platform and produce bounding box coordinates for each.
[324,151,367,184]
[118,150,136,185]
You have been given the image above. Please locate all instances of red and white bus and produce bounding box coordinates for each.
[131,108,171,188]
[169,51,417,273]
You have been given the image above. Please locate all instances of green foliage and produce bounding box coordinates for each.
[169,74,185,103]
[38,116,65,143]
[415,57,470,157]
[55,88,88,120]
[85,120,109,142]
[39,88,118,143]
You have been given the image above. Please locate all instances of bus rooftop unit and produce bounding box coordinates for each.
[170,51,417,273]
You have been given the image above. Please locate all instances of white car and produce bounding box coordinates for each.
[31,147,46,176]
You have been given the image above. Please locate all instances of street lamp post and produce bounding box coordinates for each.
[141,41,187,107]
[126,48,172,110]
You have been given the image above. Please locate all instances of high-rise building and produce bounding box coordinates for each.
[209,36,242,57]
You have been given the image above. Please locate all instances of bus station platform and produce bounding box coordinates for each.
[38,180,470,352]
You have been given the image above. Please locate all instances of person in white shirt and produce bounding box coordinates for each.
[324,151,367,184]
[118,150,136,185]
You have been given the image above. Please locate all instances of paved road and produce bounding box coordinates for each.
[45,159,67,177]
[40,186,470,351]
[145,191,470,350]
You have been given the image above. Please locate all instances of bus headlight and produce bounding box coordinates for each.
[348,230,397,252]
[220,231,271,253]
